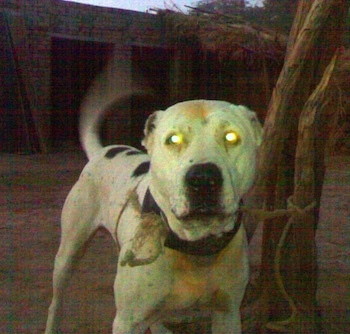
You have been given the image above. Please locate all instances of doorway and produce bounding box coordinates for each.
[129,45,171,148]
[50,37,114,150]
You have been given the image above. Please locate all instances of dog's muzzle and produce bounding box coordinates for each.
[184,163,223,218]
[141,188,243,256]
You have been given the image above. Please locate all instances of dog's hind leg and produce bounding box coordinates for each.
[45,183,100,333]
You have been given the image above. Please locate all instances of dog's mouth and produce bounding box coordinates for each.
[169,204,238,241]
[174,205,229,222]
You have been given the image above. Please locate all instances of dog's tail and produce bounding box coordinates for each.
[79,60,152,160]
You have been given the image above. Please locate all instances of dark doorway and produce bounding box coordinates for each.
[129,45,171,148]
[50,37,114,151]
[0,12,40,153]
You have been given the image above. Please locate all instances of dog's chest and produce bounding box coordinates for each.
[162,250,228,312]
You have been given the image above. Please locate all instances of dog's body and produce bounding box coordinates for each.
[46,99,262,334]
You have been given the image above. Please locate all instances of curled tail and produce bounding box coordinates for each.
[79,60,153,160]
[79,97,104,160]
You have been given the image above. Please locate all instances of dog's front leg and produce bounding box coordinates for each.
[112,313,149,334]
[112,316,173,334]
[45,182,99,333]
[212,310,242,334]
[45,223,98,333]
[112,253,172,334]
[112,318,172,334]
[112,305,173,334]
[150,323,173,334]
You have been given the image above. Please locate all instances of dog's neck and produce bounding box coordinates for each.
[141,188,242,257]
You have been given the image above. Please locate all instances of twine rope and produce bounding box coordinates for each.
[242,196,316,331]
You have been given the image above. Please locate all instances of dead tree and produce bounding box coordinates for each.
[247,0,349,332]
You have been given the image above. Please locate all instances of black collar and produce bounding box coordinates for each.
[141,189,242,257]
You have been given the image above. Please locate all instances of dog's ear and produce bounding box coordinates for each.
[234,105,263,146]
[142,111,162,153]
[248,111,263,146]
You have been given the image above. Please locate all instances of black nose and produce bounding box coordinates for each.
[185,163,223,193]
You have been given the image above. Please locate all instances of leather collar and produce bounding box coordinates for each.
[141,188,242,256]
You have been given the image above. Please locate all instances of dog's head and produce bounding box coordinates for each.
[143,100,262,241]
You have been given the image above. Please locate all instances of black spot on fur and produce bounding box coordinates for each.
[132,161,150,178]
[126,150,145,156]
[105,147,129,159]
[145,112,158,135]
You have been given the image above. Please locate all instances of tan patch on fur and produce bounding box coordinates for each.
[181,102,209,120]
[211,289,231,312]
[165,251,210,306]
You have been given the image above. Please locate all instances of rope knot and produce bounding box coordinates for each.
[287,196,316,217]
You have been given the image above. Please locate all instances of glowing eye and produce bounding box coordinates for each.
[166,134,183,145]
[224,131,240,144]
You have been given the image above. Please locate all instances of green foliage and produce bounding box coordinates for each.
[191,0,297,35]
[195,0,246,12]
[261,0,297,34]
[191,1,350,43]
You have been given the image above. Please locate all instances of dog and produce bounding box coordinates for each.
[45,97,262,333]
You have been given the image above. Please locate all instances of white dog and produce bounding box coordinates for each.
[45,96,262,333]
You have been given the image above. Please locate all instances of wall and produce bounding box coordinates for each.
[0,0,165,152]
[0,0,279,153]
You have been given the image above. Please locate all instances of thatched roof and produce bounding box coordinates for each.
[157,9,287,61]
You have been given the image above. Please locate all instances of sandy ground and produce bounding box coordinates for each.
[1,152,349,333]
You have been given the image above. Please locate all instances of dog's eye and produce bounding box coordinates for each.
[224,131,240,145]
[166,133,183,145]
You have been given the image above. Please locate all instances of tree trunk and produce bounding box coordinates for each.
[247,0,349,332]
[292,50,339,327]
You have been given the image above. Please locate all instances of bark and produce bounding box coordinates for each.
[255,0,347,199]
[266,51,339,333]
[246,0,349,332]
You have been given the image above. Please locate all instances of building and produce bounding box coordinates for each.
[0,0,284,153]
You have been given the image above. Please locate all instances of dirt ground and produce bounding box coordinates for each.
[1,152,349,333]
